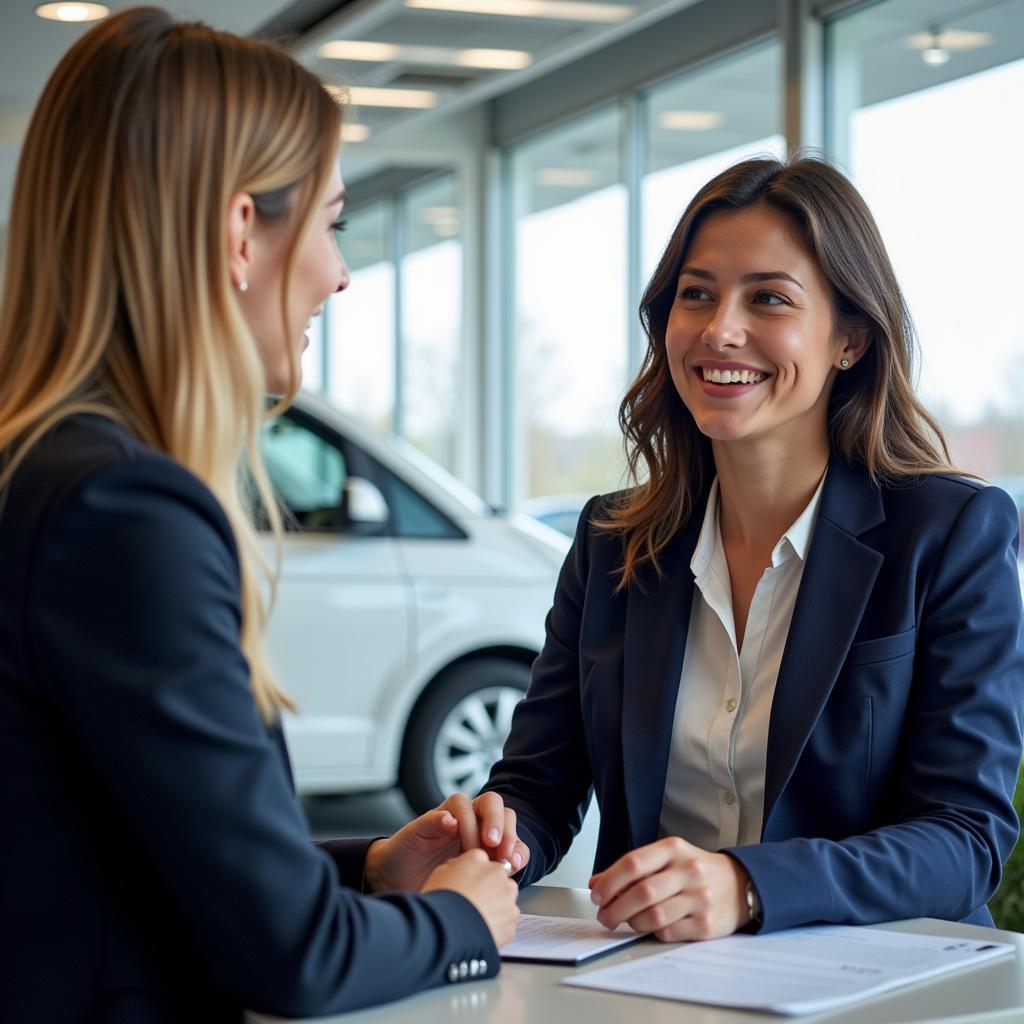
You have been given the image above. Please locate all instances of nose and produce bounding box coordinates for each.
[335,254,351,294]
[702,298,746,350]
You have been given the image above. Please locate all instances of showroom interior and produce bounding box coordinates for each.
[4,0,1024,905]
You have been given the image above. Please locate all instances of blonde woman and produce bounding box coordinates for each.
[462,156,1024,941]
[0,7,517,1021]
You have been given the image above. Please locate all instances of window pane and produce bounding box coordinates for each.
[642,40,784,281]
[510,105,628,504]
[828,0,1024,484]
[400,175,461,473]
[327,201,395,431]
[261,415,347,527]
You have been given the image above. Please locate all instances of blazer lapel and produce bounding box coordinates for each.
[763,458,886,822]
[621,492,707,849]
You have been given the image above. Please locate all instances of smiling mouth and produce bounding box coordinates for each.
[696,367,770,385]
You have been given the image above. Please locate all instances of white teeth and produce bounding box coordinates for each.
[702,368,766,384]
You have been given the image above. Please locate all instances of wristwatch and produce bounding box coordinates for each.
[745,878,763,926]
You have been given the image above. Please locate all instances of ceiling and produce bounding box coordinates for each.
[0,0,695,219]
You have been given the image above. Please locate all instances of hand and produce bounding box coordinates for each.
[363,805,463,893]
[588,836,750,942]
[442,791,531,875]
[423,849,521,947]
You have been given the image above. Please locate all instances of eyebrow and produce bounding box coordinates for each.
[326,189,348,207]
[679,266,805,291]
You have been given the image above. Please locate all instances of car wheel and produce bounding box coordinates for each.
[399,658,530,814]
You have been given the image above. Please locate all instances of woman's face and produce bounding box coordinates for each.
[665,204,853,453]
[240,164,349,394]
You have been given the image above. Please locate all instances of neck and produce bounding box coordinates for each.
[712,429,829,553]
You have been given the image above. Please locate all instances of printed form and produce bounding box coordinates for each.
[501,914,649,965]
[562,924,1014,1015]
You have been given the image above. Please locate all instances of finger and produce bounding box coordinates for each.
[494,807,519,861]
[618,892,692,937]
[473,792,507,849]
[511,839,530,873]
[595,869,684,930]
[590,838,689,907]
[444,792,482,852]
[411,807,460,841]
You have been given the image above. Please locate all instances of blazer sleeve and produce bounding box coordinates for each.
[725,484,1024,932]
[481,496,600,885]
[27,455,497,1018]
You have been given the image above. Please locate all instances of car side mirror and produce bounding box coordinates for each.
[343,477,389,528]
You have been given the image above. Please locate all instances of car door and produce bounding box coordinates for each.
[259,410,412,793]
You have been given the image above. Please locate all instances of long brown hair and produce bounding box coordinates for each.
[601,155,956,589]
[0,7,342,719]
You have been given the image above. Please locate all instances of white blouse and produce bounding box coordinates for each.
[659,472,827,851]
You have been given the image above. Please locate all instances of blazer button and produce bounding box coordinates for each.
[459,961,469,979]
[479,959,488,974]
[447,963,460,983]
[469,959,480,977]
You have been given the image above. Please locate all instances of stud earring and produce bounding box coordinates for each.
[840,358,850,368]
[239,280,248,293]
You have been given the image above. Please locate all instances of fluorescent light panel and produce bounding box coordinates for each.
[341,123,371,142]
[35,2,108,21]
[536,168,599,187]
[320,40,531,70]
[658,110,725,131]
[326,84,439,108]
[405,0,634,23]
[905,29,993,52]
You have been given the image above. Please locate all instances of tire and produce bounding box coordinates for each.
[399,658,530,814]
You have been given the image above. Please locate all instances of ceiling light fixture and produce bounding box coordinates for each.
[341,124,371,142]
[404,0,634,24]
[921,29,951,66]
[906,27,992,65]
[319,40,531,70]
[327,84,439,109]
[35,2,108,22]
[536,168,600,187]
[658,110,725,131]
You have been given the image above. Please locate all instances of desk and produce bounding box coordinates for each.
[254,886,1024,1024]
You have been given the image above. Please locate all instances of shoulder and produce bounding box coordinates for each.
[876,472,1017,537]
[10,413,236,560]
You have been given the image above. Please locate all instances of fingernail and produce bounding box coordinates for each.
[512,852,522,869]
[487,828,500,844]
[590,890,601,905]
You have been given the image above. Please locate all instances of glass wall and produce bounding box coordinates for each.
[642,40,785,280]
[399,175,462,473]
[509,105,629,504]
[827,0,1024,487]
[326,200,395,432]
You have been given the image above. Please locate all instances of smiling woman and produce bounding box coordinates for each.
[440,155,1024,949]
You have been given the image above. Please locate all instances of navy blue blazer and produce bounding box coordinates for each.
[0,415,497,1023]
[484,458,1024,932]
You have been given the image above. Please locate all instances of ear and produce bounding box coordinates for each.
[226,192,255,291]
[836,325,871,370]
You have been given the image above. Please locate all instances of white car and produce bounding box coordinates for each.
[258,391,569,812]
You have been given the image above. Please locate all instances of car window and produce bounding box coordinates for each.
[261,416,347,529]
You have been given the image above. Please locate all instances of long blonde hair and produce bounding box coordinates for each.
[0,7,342,720]
[601,156,961,589]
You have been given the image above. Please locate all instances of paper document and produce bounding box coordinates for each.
[562,925,1014,1015]
[501,914,648,965]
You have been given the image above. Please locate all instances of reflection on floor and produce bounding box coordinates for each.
[303,790,600,890]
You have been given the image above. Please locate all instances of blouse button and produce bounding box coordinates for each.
[725,698,737,712]
[724,791,736,805]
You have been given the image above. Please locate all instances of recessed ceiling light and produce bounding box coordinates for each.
[35,2,108,22]
[658,110,725,131]
[536,168,599,187]
[319,40,531,70]
[325,84,439,109]
[341,123,371,142]
[405,0,634,23]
